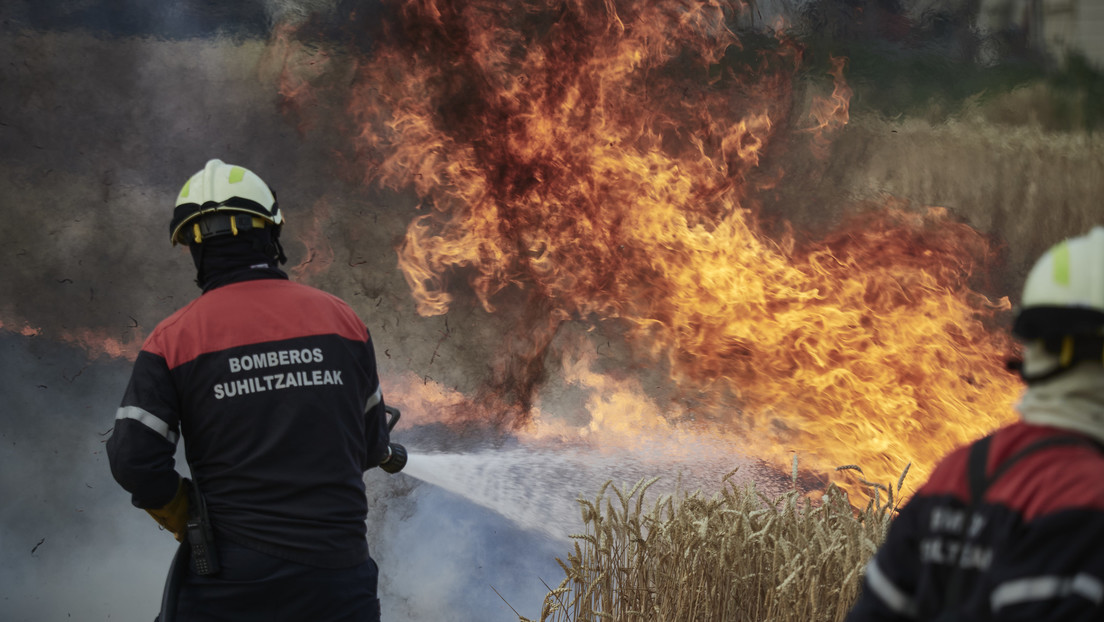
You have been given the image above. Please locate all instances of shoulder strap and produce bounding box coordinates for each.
[939,435,994,616]
[966,434,993,503]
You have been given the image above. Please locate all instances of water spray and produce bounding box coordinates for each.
[397,434,790,541]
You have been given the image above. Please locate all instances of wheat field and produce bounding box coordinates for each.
[520,463,903,622]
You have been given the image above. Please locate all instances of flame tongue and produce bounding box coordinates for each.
[374,1,799,320]
[277,0,1021,496]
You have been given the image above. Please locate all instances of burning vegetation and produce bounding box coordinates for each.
[272,0,1021,502]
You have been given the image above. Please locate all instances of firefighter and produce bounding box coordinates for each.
[845,226,1104,621]
[107,159,406,621]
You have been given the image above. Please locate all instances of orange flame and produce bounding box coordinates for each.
[263,22,336,132]
[275,1,1022,498]
[0,319,43,337]
[59,328,145,360]
[804,55,852,158]
[290,199,337,282]
[2,318,143,360]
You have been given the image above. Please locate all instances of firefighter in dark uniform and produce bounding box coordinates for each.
[845,226,1104,621]
[107,159,406,621]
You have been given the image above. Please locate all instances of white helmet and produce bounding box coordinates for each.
[1012,226,1104,382]
[170,159,284,246]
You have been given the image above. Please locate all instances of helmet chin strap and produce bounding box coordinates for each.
[1011,359,1078,385]
[1013,337,1104,385]
[264,230,288,265]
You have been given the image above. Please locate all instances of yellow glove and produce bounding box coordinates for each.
[145,478,190,541]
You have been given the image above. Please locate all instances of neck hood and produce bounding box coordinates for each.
[189,232,287,292]
[1017,362,1104,445]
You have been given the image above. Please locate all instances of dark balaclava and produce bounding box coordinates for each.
[189,226,287,292]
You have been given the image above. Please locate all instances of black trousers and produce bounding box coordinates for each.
[170,540,381,622]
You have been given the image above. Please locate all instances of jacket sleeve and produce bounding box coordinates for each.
[106,349,183,509]
[360,330,391,470]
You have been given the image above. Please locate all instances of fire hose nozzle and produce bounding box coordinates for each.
[380,443,407,474]
[379,405,406,473]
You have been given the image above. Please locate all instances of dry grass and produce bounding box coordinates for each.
[524,462,905,622]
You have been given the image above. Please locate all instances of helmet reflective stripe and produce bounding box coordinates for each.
[170,159,284,245]
[1052,241,1071,286]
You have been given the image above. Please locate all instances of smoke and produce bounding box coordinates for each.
[0,333,175,620]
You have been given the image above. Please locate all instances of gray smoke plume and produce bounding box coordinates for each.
[0,334,177,620]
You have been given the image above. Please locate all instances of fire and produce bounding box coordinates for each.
[289,198,337,282]
[0,318,42,337]
[1,317,144,360]
[282,1,1023,499]
[263,22,338,133]
[59,328,144,360]
[0,2,1028,509]
[805,55,852,158]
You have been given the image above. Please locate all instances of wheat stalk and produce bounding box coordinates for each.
[526,460,903,622]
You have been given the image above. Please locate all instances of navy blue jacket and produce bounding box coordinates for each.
[108,274,390,568]
[846,422,1104,621]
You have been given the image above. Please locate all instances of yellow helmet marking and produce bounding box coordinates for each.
[230,216,239,236]
[1053,241,1071,286]
[180,178,192,198]
[228,167,246,184]
[1060,336,1074,366]
[193,222,203,244]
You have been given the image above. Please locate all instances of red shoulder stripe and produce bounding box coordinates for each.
[917,423,1104,519]
[143,279,369,368]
